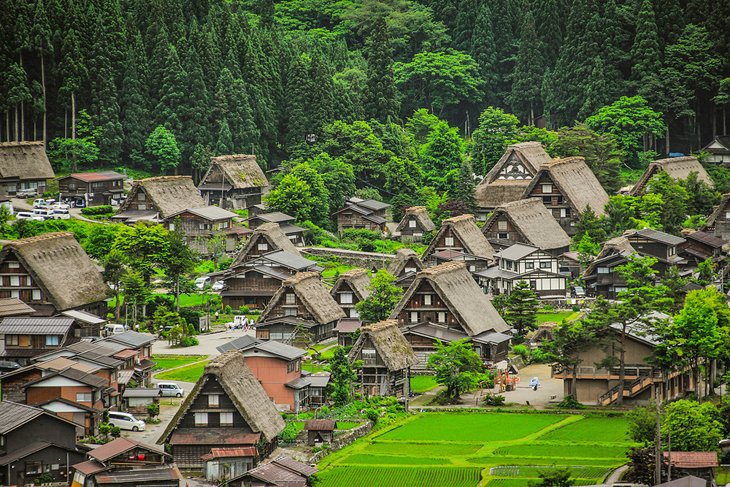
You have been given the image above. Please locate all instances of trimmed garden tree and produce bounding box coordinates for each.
[328,347,358,407]
[427,338,483,402]
[355,269,403,324]
[504,280,539,337]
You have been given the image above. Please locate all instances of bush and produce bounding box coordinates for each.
[239,305,250,314]
[81,205,114,216]
[224,305,232,314]
[280,422,302,442]
[147,403,160,417]
[364,408,380,424]
[179,336,199,347]
[482,393,506,406]
[557,395,585,409]
[512,344,530,362]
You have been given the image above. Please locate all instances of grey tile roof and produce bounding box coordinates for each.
[257,250,320,271]
[175,205,237,221]
[497,243,540,261]
[0,401,44,434]
[255,212,295,223]
[104,331,156,348]
[61,310,106,325]
[254,340,307,361]
[122,388,162,398]
[0,317,75,335]
[216,335,260,354]
[631,228,686,246]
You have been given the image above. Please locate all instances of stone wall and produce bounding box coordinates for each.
[308,421,373,464]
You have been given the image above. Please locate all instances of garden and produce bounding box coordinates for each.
[314,412,635,487]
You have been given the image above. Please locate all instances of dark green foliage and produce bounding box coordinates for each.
[503,281,539,337]
[355,269,403,324]
[364,16,399,122]
[327,347,358,407]
[427,338,484,402]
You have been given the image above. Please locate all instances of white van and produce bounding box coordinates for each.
[157,382,185,397]
[33,208,53,219]
[51,208,71,219]
[16,212,43,221]
[104,324,126,335]
[108,411,145,432]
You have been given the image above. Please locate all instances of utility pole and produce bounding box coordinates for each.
[654,388,662,485]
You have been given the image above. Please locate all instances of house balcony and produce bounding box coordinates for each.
[551,364,686,382]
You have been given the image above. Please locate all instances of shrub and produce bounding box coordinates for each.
[280,422,302,442]
[147,403,160,417]
[239,305,250,314]
[512,344,530,362]
[180,336,199,347]
[364,408,380,424]
[81,205,114,216]
[557,395,585,409]
[224,305,232,314]
[482,393,506,406]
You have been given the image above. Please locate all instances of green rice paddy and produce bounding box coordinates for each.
[315,412,634,487]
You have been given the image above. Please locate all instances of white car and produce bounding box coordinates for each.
[32,199,49,208]
[16,211,44,221]
[157,382,185,397]
[211,280,225,292]
[50,209,71,219]
[108,411,145,432]
[194,276,211,290]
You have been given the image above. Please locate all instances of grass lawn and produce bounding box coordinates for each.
[321,264,357,281]
[315,412,635,487]
[302,362,329,373]
[536,310,581,325]
[336,421,362,430]
[152,354,207,371]
[717,467,730,484]
[156,360,209,382]
[410,375,439,393]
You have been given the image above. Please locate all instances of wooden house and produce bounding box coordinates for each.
[429,249,490,274]
[0,401,85,486]
[701,135,730,165]
[387,248,423,289]
[166,205,242,255]
[198,154,269,209]
[122,389,160,416]
[474,142,552,218]
[662,452,718,484]
[0,233,109,317]
[349,320,418,398]
[113,176,205,224]
[522,157,609,236]
[330,269,371,319]
[631,156,714,195]
[304,420,336,446]
[333,197,390,233]
[703,193,730,241]
[482,198,571,255]
[157,352,285,474]
[552,321,691,405]
[0,316,95,365]
[678,231,725,267]
[390,262,511,370]
[231,222,301,266]
[256,272,345,344]
[58,171,125,207]
[71,437,181,487]
[248,212,305,246]
[475,244,568,298]
[422,214,495,265]
[225,456,317,487]
[395,206,436,242]
[558,251,582,279]
[220,250,323,310]
[0,141,55,197]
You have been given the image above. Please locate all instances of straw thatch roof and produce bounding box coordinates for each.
[475,180,531,210]
[390,262,509,336]
[206,154,269,190]
[484,198,571,250]
[395,206,436,233]
[631,156,714,195]
[260,272,345,324]
[158,352,284,444]
[423,214,495,260]
[387,248,423,277]
[704,193,730,229]
[0,141,55,181]
[528,157,609,216]
[0,233,108,311]
[349,320,417,371]
[232,222,300,266]
[120,176,205,219]
[331,269,371,301]
[583,236,636,276]
[484,141,551,182]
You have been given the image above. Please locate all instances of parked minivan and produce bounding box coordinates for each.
[51,208,71,219]
[16,211,44,221]
[104,324,126,335]
[108,411,146,432]
[157,382,185,397]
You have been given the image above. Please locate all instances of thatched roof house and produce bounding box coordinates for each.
[423,214,495,262]
[482,198,571,253]
[0,141,55,195]
[704,192,730,241]
[349,320,417,371]
[116,176,205,221]
[0,232,109,316]
[157,352,285,469]
[631,156,713,195]
[395,206,435,241]
[232,222,300,267]
[331,269,371,302]
[260,273,345,326]
[528,157,609,216]
[199,154,269,210]
[388,248,423,277]
[475,142,552,213]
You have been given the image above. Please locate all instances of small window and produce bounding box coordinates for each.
[444,236,454,247]
[7,261,19,269]
[423,294,432,306]
[284,307,297,317]
[540,261,551,269]
[208,394,220,408]
[10,290,18,299]
[469,265,476,272]
[287,360,299,373]
[137,193,146,201]
[219,412,233,426]
[497,221,508,231]
[405,266,416,273]
[542,184,552,193]
[76,392,92,402]
[437,312,446,323]
[137,203,147,211]
[45,335,60,346]
[18,335,30,347]
[525,262,534,270]
[340,292,353,304]
[597,267,610,274]
[349,308,359,318]
[257,243,268,251]
[9,276,19,287]
[169,223,175,231]
[726,211,730,219]
[6,335,18,346]
[498,232,509,240]
[410,311,418,323]
[194,412,208,426]
[560,208,571,218]
[408,219,417,228]
[285,293,296,305]
[32,289,41,301]
[543,196,552,204]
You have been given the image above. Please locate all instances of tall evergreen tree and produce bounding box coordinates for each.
[510,11,544,124]
[57,23,86,138]
[285,52,311,155]
[364,16,400,122]
[29,0,52,142]
[470,2,498,104]
[155,44,187,137]
[215,117,234,155]
[453,158,477,211]
[308,52,335,139]
[119,32,150,166]
[630,0,662,105]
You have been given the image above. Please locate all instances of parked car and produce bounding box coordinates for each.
[17,189,37,198]
[16,211,44,221]
[32,199,49,208]
[108,411,146,432]
[51,203,70,210]
[157,382,185,397]
[211,280,225,292]
[194,276,211,290]
[104,324,127,335]
[51,208,71,219]
[33,208,54,219]
[0,360,21,374]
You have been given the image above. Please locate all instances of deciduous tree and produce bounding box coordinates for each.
[355,269,403,324]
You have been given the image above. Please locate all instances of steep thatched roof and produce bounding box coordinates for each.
[158,352,284,444]
[387,248,423,277]
[530,157,609,216]
[475,179,530,209]
[331,269,371,301]
[207,154,269,190]
[390,262,508,336]
[705,193,730,229]
[631,156,714,195]
[260,272,345,324]
[423,214,495,260]
[484,142,551,182]
[484,198,571,250]
[120,176,205,219]
[395,206,436,232]
[0,233,108,311]
[350,320,417,371]
[0,141,55,181]
[232,222,300,266]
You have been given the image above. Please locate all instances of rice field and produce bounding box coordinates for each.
[315,413,635,487]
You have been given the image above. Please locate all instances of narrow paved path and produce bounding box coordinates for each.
[604,465,629,484]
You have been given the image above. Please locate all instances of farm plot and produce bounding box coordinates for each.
[316,413,634,487]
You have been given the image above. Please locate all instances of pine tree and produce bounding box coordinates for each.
[364,16,400,122]
[630,0,662,105]
[57,24,86,139]
[470,2,498,103]
[119,32,150,166]
[215,117,234,155]
[504,280,540,337]
[29,0,52,142]
[284,52,311,155]
[308,52,335,139]
[5,63,31,142]
[453,0,476,52]
[453,158,477,211]
[94,65,123,164]
[510,11,543,124]
[155,43,187,137]
[181,43,211,162]
[579,57,615,119]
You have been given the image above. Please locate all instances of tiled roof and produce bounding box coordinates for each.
[663,451,718,468]
[304,419,336,431]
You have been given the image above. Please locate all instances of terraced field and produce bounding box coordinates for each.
[315,412,634,487]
